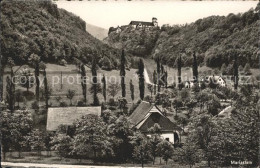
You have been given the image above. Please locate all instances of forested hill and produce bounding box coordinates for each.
[107,4,259,68]
[1,1,124,70]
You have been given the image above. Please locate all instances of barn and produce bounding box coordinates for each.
[46,106,101,131]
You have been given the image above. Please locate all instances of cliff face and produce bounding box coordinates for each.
[1,0,123,70]
[107,6,259,68]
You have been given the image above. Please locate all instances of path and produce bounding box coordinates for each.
[1,162,152,168]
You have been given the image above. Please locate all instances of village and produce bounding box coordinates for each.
[1,1,260,168]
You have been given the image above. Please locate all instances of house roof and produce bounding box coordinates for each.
[129,101,182,132]
[217,106,233,119]
[46,106,101,131]
[129,101,153,125]
[129,21,154,26]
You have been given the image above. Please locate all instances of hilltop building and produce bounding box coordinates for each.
[108,17,158,34]
[129,17,158,29]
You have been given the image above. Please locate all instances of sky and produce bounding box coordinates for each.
[55,1,258,29]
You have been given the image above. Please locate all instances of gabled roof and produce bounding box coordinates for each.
[129,21,154,26]
[129,101,153,125]
[46,106,101,131]
[129,101,182,132]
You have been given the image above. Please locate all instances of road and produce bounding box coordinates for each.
[1,162,153,168]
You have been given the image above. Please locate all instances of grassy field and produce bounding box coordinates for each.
[3,61,259,107]
[3,63,150,107]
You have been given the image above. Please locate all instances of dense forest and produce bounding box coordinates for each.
[107,3,259,68]
[105,27,160,57]
[0,0,129,70]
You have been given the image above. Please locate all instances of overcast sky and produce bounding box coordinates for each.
[55,1,258,29]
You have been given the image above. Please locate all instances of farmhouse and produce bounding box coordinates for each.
[129,101,181,144]
[46,106,101,131]
[205,75,226,87]
[185,75,226,88]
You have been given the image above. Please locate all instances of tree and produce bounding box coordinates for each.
[177,115,189,133]
[120,50,126,97]
[118,97,128,114]
[107,115,133,162]
[243,63,251,75]
[11,110,33,158]
[156,140,174,165]
[51,134,72,159]
[192,51,198,82]
[5,58,15,112]
[207,96,221,116]
[1,111,13,160]
[80,64,87,104]
[66,89,75,106]
[40,62,50,108]
[72,114,113,159]
[233,55,239,90]
[189,115,217,167]
[148,124,163,164]
[212,98,260,167]
[172,97,183,116]
[221,63,227,75]
[177,140,200,168]
[108,83,120,99]
[89,83,102,94]
[137,59,145,100]
[6,76,15,112]
[153,70,157,95]
[156,58,161,92]
[177,55,182,90]
[91,56,99,106]
[19,68,34,92]
[147,84,153,97]
[29,54,40,106]
[238,65,244,73]
[101,74,107,102]
[15,89,24,108]
[130,79,135,102]
[130,132,152,167]
[27,129,45,157]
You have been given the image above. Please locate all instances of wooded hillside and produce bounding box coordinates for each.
[1,1,124,70]
[107,4,259,68]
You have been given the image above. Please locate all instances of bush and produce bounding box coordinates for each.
[22,91,35,101]
[60,101,68,107]
[31,101,39,110]
[59,59,67,66]
[108,98,116,106]
[77,100,85,107]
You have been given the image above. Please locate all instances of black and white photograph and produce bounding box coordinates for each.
[0,0,259,167]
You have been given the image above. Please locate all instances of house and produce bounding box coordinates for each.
[185,75,226,88]
[46,106,101,131]
[129,101,181,144]
[184,81,194,88]
[129,17,158,29]
[205,75,226,87]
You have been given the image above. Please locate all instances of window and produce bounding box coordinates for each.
[165,138,169,142]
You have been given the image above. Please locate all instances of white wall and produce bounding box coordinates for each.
[147,133,175,144]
